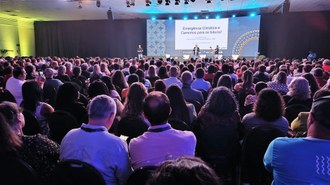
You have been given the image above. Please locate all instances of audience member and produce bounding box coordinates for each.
[44,68,63,93]
[181,71,204,105]
[129,91,196,170]
[60,95,132,185]
[264,94,330,184]
[6,66,26,105]
[164,66,182,88]
[191,68,211,92]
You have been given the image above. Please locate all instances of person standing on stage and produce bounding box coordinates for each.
[137,45,144,60]
[214,45,220,59]
[193,44,200,58]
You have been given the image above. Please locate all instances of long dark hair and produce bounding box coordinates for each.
[0,112,22,154]
[254,88,285,121]
[121,82,147,118]
[55,82,79,109]
[112,70,128,91]
[21,81,43,112]
[166,85,190,124]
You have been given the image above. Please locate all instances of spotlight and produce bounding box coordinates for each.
[157,0,163,4]
[175,0,180,5]
[146,0,151,6]
[184,0,188,4]
[96,0,100,8]
[165,0,170,5]
[250,13,256,17]
[232,14,236,18]
[126,0,130,7]
[206,0,211,3]
[194,16,198,19]
[169,16,173,20]
[205,16,209,19]
[191,0,195,2]
[216,15,220,19]
[183,16,188,20]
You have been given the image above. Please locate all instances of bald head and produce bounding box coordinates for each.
[181,71,193,85]
[143,91,171,125]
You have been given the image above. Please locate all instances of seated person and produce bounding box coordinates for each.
[129,91,196,170]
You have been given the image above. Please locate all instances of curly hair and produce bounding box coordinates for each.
[254,88,285,121]
[287,77,311,100]
[202,87,238,117]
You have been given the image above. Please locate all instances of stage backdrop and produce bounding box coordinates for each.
[35,19,146,58]
[259,11,330,59]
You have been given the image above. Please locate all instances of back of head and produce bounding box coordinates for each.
[258,65,266,73]
[13,66,24,79]
[195,68,205,79]
[143,91,171,125]
[181,71,193,85]
[45,68,54,78]
[56,82,79,108]
[0,101,23,130]
[276,71,287,84]
[154,79,166,93]
[147,157,221,185]
[0,112,22,154]
[88,80,110,99]
[311,96,330,130]
[203,86,238,116]
[22,81,42,112]
[255,81,268,94]
[288,77,311,100]
[254,88,284,121]
[169,66,178,77]
[88,95,116,120]
[217,74,232,90]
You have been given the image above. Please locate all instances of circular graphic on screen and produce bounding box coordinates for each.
[232,30,259,56]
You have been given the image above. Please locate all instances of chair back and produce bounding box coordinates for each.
[22,110,41,135]
[241,125,285,185]
[53,160,105,185]
[117,117,148,143]
[0,89,16,103]
[0,156,40,185]
[284,104,310,124]
[48,111,79,144]
[168,118,192,131]
[127,166,157,185]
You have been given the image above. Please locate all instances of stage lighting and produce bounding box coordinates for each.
[216,15,220,19]
[130,0,135,6]
[184,0,188,4]
[250,13,256,17]
[157,0,163,4]
[175,0,180,5]
[191,0,195,2]
[165,0,170,5]
[205,16,209,19]
[232,14,236,18]
[169,16,173,20]
[206,0,211,3]
[194,16,198,19]
[146,0,151,6]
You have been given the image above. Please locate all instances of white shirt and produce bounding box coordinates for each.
[60,124,132,185]
[164,77,182,88]
[129,123,196,170]
[191,78,211,91]
[6,76,25,105]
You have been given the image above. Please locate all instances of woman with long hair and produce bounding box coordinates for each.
[166,85,196,125]
[121,82,148,119]
[0,112,21,156]
[112,70,128,95]
[0,101,59,185]
[158,66,169,79]
[146,65,160,87]
[21,81,54,135]
[217,74,233,90]
[302,73,319,98]
[242,88,289,135]
[234,70,255,117]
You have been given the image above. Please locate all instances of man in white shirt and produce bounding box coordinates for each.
[60,95,132,185]
[191,68,211,92]
[164,66,182,88]
[129,92,196,170]
[6,66,26,105]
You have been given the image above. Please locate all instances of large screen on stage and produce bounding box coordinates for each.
[147,15,260,58]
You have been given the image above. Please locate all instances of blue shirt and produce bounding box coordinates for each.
[264,137,330,185]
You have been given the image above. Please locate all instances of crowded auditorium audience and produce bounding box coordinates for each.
[0,55,330,184]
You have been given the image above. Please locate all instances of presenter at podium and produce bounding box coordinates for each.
[193,44,200,58]
[137,45,144,59]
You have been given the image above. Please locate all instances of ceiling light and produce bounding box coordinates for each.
[126,0,130,7]
[157,0,163,4]
[165,0,170,5]
[184,0,188,4]
[146,0,151,6]
[96,0,101,8]
[175,0,180,5]
[130,0,135,6]
[191,0,195,2]
[206,0,211,3]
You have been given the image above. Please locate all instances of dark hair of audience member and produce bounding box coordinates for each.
[255,81,268,94]
[313,89,330,100]
[195,68,204,79]
[147,157,222,185]
[21,81,43,112]
[55,82,79,109]
[201,86,238,117]
[127,74,139,86]
[302,73,320,96]
[158,66,169,79]
[13,66,24,78]
[254,88,284,122]
[101,76,116,92]
[242,70,254,91]
[122,82,147,119]
[212,71,223,88]
[276,71,287,84]
[166,85,190,124]
[112,70,128,92]
[217,74,233,90]
[207,64,217,74]
[154,79,166,93]
[0,112,22,155]
[88,80,110,99]
[136,69,147,84]
[143,91,171,125]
